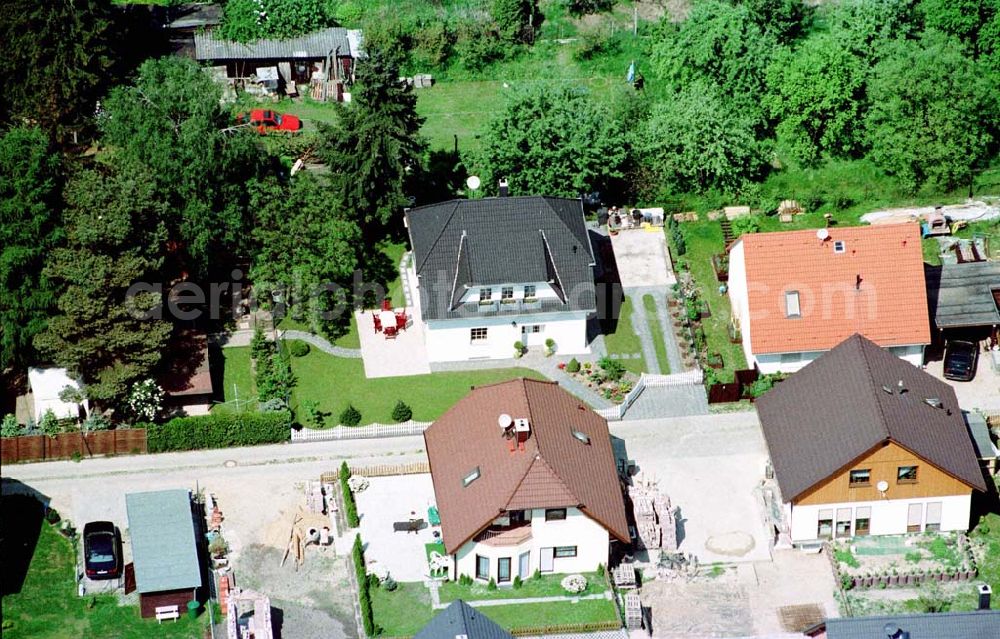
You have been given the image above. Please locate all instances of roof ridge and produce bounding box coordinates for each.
[541,197,590,255]
[448,232,467,311]
[539,229,567,303]
[415,200,463,274]
[856,335,893,441]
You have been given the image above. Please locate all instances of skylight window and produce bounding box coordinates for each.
[834,240,846,253]
[462,466,481,487]
[571,429,591,445]
[785,291,801,318]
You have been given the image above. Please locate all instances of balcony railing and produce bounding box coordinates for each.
[474,523,533,546]
[476,299,544,313]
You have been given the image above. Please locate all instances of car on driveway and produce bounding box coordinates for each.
[83,521,122,580]
[944,340,979,381]
[236,109,302,134]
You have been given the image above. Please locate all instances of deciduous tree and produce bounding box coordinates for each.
[0,127,63,369]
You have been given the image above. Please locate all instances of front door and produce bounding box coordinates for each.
[540,547,554,572]
[521,324,544,347]
[518,551,530,579]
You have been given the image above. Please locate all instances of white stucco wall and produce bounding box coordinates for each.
[788,494,972,543]
[754,345,924,375]
[453,507,611,582]
[424,313,590,362]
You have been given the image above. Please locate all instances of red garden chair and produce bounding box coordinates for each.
[372,312,382,333]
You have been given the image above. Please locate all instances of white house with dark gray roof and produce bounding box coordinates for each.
[404,196,597,362]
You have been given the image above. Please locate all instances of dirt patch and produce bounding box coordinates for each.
[234,544,356,639]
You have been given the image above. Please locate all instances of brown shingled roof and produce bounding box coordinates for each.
[756,334,987,503]
[424,379,629,554]
[738,223,930,355]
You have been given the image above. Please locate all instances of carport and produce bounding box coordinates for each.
[930,261,1000,340]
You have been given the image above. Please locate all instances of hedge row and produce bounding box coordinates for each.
[144,411,291,453]
[340,462,360,527]
[353,534,375,637]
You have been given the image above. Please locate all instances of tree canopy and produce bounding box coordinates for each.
[33,166,172,407]
[865,32,998,191]
[100,57,260,276]
[218,0,340,42]
[0,127,63,369]
[477,85,628,197]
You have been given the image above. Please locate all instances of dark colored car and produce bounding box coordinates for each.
[943,340,979,381]
[83,521,121,580]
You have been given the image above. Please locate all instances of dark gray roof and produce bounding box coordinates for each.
[415,600,513,639]
[194,27,353,60]
[932,261,1000,328]
[125,490,202,594]
[824,610,1000,639]
[965,411,998,461]
[405,197,597,321]
[756,334,988,502]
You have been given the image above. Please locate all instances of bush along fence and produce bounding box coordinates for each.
[0,429,147,464]
[144,410,291,453]
[594,370,704,421]
[340,462,360,527]
[353,534,376,637]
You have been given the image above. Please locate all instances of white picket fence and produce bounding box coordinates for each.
[595,370,704,421]
[290,420,431,442]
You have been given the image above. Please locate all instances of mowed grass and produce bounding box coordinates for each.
[602,295,646,374]
[439,571,606,603]
[288,346,547,425]
[642,293,671,374]
[217,346,256,411]
[371,579,618,636]
[1,515,205,639]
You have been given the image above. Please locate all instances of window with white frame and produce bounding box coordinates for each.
[785,291,801,317]
[479,288,492,302]
[501,286,514,300]
[523,285,536,299]
[470,328,488,342]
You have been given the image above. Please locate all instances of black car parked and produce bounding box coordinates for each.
[943,340,979,382]
[83,521,121,580]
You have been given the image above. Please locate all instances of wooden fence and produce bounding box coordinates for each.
[0,429,147,464]
[321,462,430,482]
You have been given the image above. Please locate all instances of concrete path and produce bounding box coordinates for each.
[622,383,709,419]
[281,329,362,358]
[625,286,684,375]
[627,290,662,375]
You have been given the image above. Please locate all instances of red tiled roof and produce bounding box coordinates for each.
[424,379,629,554]
[739,223,930,355]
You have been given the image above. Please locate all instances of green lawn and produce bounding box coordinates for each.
[1,512,206,639]
[371,580,618,636]
[287,346,547,425]
[603,296,646,374]
[642,294,671,374]
[214,346,256,412]
[439,570,606,603]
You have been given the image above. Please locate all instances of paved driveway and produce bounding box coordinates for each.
[924,354,1000,412]
[609,228,675,288]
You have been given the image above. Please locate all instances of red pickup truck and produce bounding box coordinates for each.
[236,109,302,134]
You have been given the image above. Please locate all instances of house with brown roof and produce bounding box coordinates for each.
[756,335,987,546]
[424,379,629,583]
[158,331,214,416]
[727,224,931,374]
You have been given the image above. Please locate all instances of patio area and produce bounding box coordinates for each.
[609,226,675,288]
[356,307,431,379]
[355,474,442,582]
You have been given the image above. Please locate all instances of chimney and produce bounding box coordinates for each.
[855,274,863,290]
[498,178,509,197]
[980,584,992,610]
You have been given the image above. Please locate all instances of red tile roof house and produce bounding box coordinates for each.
[727,223,931,374]
[424,379,629,583]
[756,335,987,547]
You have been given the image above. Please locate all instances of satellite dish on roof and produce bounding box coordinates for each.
[816,228,830,241]
[466,175,481,191]
[498,414,513,429]
[876,480,889,492]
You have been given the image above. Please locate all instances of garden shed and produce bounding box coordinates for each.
[125,489,203,618]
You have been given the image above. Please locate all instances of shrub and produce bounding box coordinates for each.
[145,411,291,452]
[487,577,497,591]
[513,575,523,589]
[748,374,779,398]
[411,21,454,67]
[340,462,360,527]
[565,358,581,373]
[533,568,541,580]
[391,400,412,423]
[598,356,626,382]
[39,409,61,436]
[383,575,398,591]
[352,534,375,636]
[82,413,110,431]
[287,340,311,357]
[514,340,525,353]
[561,574,587,593]
[459,573,473,586]
[71,451,82,463]
[730,214,762,237]
[596,563,605,577]
[1,414,20,438]
[259,397,287,412]
[454,20,506,70]
[45,508,61,524]
[340,404,362,427]
[250,326,270,361]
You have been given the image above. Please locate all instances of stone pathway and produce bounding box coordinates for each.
[280,329,363,358]
[622,383,709,419]
[625,286,684,375]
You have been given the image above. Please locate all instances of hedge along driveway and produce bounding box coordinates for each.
[286,346,547,426]
[144,411,291,452]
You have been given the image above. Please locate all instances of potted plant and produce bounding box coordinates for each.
[888,569,899,586]
[544,338,556,357]
[513,341,525,358]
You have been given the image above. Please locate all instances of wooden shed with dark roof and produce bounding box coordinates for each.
[424,378,628,582]
[756,334,987,545]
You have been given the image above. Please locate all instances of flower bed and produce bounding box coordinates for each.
[830,533,978,591]
[564,360,636,404]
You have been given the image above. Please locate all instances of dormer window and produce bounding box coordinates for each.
[834,240,846,253]
[479,288,492,302]
[785,291,801,318]
[523,285,536,299]
[462,466,481,487]
[501,286,514,300]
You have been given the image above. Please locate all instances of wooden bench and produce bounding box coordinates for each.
[155,605,180,623]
